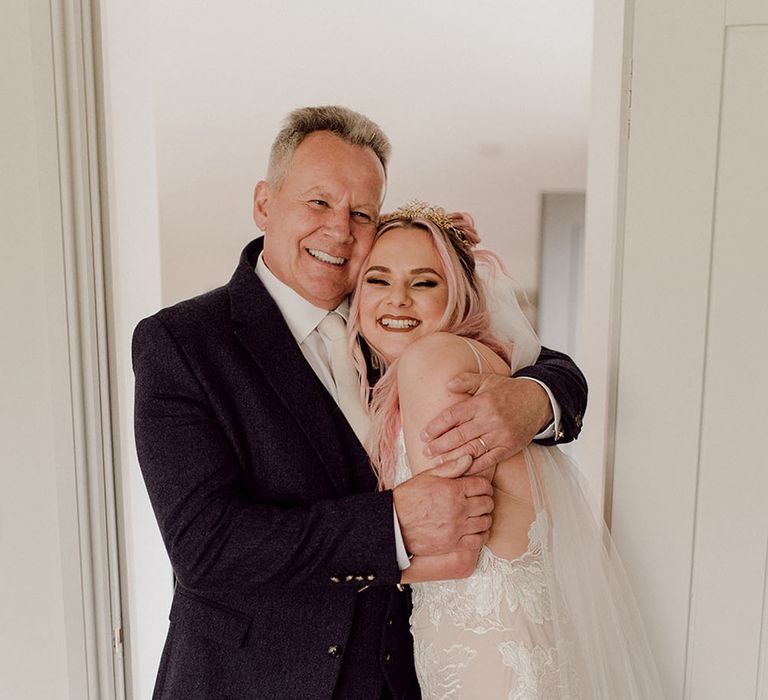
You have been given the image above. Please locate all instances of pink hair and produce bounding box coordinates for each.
[347,210,512,489]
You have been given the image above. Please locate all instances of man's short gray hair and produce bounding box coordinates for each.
[267,106,391,186]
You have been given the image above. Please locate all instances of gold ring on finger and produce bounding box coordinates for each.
[477,437,489,454]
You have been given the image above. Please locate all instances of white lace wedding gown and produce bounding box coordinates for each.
[394,432,663,700]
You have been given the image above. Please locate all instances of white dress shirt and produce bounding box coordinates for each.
[255,254,343,398]
[255,254,411,567]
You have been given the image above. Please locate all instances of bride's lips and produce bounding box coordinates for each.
[377,315,421,332]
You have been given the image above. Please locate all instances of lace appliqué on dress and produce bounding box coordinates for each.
[412,518,552,633]
[414,641,478,699]
[498,640,580,700]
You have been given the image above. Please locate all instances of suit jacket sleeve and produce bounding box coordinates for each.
[513,346,587,445]
[133,315,401,594]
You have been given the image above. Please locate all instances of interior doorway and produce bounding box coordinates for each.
[537,191,586,363]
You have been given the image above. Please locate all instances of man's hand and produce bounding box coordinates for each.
[392,456,494,557]
[420,374,553,473]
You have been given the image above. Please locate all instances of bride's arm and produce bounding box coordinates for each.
[398,333,492,477]
[397,332,495,583]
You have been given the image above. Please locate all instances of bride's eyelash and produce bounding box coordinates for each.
[365,277,387,285]
[413,280,438,288]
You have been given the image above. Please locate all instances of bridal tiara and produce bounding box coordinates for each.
[379,200,475,251]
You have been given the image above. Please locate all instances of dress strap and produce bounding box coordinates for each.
[460,337,491,373]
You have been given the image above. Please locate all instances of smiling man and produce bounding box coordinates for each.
[254,130,384,309]
[133,106,587,699]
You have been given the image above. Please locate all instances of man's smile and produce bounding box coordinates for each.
[306,248,347,266]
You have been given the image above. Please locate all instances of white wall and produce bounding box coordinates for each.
[1,2,87,697]
[603,1,768,696]
[148,0,593,307]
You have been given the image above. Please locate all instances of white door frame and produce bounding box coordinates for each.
[38,0,127,696]
[33,0,170,697]
[577,0,634,519]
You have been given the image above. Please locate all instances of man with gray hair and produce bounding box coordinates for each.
[133,105,586,698]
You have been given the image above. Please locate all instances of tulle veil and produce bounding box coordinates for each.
[479,264,664,698]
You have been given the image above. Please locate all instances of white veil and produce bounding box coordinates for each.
[525,446,664,698]
[478,264,664,698]
[476,262,540,372]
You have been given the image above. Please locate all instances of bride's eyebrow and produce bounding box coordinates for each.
[410,267,444,278]
[365,265,390,274]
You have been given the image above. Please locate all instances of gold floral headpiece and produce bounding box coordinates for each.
[379,200,473,250]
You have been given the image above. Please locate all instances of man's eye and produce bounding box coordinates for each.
[309,199,328,207]
[351,211,373,222]
[365,277,388,286]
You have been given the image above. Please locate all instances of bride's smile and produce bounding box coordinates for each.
[358,226,449,362]
[378,314,421,330]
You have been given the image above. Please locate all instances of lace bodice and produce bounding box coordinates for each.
[395,432,582,699]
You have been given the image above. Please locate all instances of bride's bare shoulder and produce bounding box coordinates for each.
[401,331,468,358]
[397,332,494,387]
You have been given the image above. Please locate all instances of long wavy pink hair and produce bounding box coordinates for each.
[347,210,512,489]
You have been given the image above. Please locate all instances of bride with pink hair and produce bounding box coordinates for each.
[347,202,662,699]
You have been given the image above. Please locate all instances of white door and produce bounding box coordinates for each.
[610,1,768,697]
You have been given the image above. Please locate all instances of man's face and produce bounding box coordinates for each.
[254,131,386,309]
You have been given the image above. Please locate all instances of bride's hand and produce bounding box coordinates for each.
[420,374,552,473]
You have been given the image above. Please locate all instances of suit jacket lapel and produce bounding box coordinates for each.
[228,238,355,494]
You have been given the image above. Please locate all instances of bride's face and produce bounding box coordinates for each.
[358,226,449,363]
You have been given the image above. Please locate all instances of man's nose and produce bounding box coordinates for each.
[325,209,352,241]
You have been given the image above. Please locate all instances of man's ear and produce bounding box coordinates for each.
[252,180,270,231]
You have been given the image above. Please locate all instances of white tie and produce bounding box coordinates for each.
[317,312,370,444]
